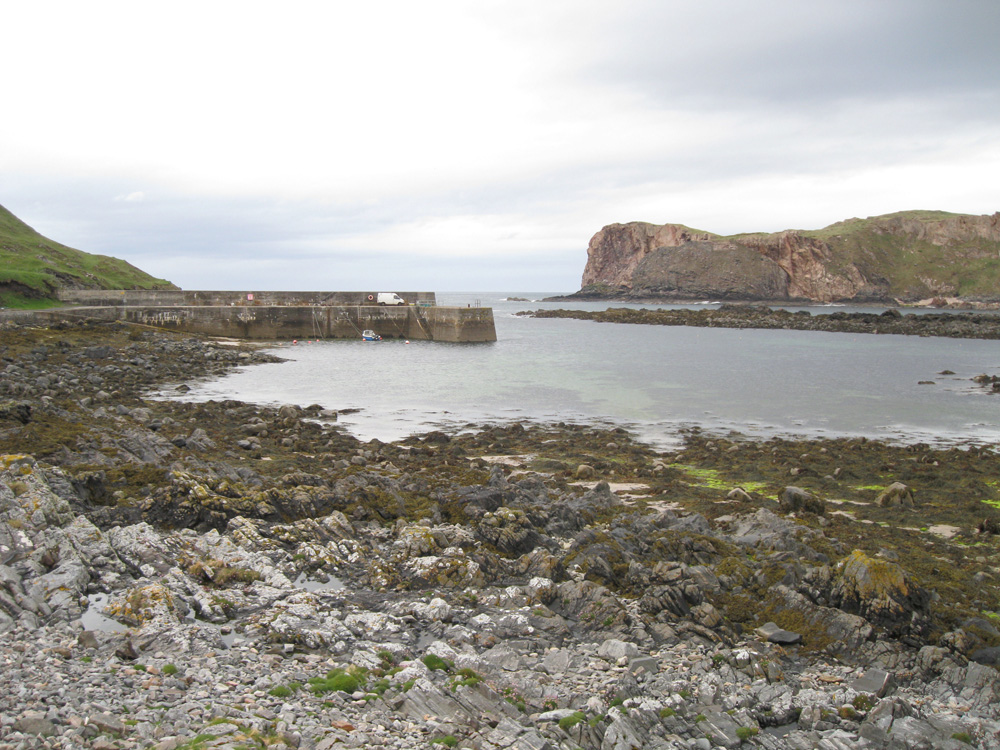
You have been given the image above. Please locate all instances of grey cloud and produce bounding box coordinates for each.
[3,0,997,294]
[1,173,585,291]
[578,0,1000,113]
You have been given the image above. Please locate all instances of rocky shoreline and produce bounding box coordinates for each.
[2,320,1000,749]
[520,305,1000,340]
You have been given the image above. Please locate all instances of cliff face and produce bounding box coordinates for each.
[581,222,717,289]
[579,211,1000,303]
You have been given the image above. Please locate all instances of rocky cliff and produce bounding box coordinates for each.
[578,210,1000,303]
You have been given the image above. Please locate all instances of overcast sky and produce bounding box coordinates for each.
[2,0,998,292]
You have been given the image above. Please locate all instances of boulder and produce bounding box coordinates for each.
[726,487,752,502]
[597,638,639,661]
[876,481,915,507]
[831,550,932,638]
[755,621,802,645]
[779,486,826,515]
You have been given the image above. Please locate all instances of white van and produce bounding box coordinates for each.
[376,292,406,306]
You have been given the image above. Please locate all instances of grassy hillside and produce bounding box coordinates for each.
[799,210,965,240]
[806,211,1000,299]
[725,210,1000,300]
[0,204,176,308]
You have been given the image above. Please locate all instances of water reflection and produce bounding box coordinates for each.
[293,572,344,592]
[80,593,129,634]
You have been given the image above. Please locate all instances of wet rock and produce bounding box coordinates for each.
[969,646,1000,665]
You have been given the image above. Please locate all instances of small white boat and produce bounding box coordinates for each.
[361,330,382,341]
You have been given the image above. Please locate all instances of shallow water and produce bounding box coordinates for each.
[80,593,129,634]
[157,293,1000,449]
[293,572,344,592]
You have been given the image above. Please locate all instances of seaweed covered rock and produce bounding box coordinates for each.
[475,506,552,555]
[876,481,915,507]
[766,585,874,655]
[830,550,933,639]
[0,401,32,425]
[779,485,826,515]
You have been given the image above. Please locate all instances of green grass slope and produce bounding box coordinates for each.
[0,203,176,308]
[728,210,1000,300]
[807,211,1000,299]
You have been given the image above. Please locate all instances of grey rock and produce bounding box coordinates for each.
[541,649,572,675]
[90,712,126,735]
[723,508,829,561]
[482,717,553,750]
[851,668,895,698]
[970,646,1000,665]
[755,621,802,645]
[629,655,659,675]
[598,638,639,661]
[700,710,746,749]
[13,715,57,736]
[186,428,216,450]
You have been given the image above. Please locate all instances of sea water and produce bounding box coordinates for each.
[158,293,1000,449]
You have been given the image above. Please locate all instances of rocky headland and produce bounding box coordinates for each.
[519,305,1000,341]
[569,211,1000,305]
[2,320,1000,749]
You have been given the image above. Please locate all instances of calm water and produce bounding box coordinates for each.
[159,293,1000,449]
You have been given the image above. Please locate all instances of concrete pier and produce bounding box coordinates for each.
[17,290,498,342]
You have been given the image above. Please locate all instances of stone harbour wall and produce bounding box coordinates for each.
[56,289,438,307]
[8,303,497,342]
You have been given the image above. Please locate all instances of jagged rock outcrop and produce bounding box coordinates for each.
[578,210,1000,303]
